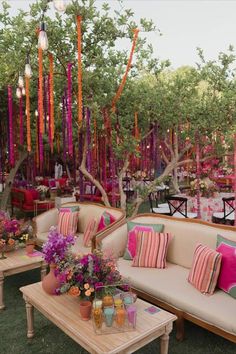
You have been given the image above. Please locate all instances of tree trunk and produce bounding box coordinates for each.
[0,151,28,211]
[118,156,129,212]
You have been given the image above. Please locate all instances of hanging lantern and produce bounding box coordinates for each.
[16,87,22,98]
[18,75,24,88]
[53,0,67,12]
[25,56,32,78]
[38,22,48,51]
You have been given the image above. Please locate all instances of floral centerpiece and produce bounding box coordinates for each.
[55,250,123,301]
[42,226,75,265]
[190,177,218,198]
[41,227,75,294]
[36,185,49,200]
[0,211,22,258]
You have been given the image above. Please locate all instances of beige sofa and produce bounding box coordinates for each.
[99,213,236,344]
[33,202,126,254]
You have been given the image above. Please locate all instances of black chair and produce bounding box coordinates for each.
[148,191,170,215]
[212,197,235,226]
[166,196,197,218]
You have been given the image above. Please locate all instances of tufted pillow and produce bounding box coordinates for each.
[216,235,236,299]
[123,221,164,260]
[188,244,222,295]
[97,211,116,232]
[132,230,172,268]
[57,208,79,236]
[83,218,98,247]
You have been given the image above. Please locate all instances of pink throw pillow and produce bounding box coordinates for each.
[132,230,172,268]
[216,235,236,299]
[83,218,98,247]
[58,209,78,236]
[188,244,222,295]
[97,211,116,232]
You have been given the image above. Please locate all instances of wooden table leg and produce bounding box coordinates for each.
[0,272,5,310]
[40,261,47,280]
[160,322,173,354]
[24,295,35,338]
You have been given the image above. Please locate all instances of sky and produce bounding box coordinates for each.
[4,0,236,69]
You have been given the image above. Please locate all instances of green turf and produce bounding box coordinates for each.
[1,269,236,354]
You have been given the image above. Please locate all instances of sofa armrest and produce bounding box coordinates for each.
[100,223,127,259]
[33,208,59,234]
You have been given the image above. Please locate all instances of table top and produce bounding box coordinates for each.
[0,248,44,272]
[33,199,54,205]
[20,282,176,354]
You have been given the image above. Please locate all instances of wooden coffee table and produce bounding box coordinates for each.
[0,248,47,310]
[20,282,177,354]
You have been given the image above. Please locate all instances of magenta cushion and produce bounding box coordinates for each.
[97,211,116,232]
[216,235,236,299]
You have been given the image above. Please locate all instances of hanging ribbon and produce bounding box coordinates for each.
[25,76,31,152]
[234,133,236,226]
[7,85,14,166]
[67,63,73,156]
[47,75,52,148]
[49,53,54,151]
[38,47,44,134]
[62,95,67,161]
[111,28,139,112]
[19,95,23,145]
[195,132,201,219]
[77,15,83,126]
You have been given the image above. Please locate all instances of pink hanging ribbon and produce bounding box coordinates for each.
[67,63,73,156]
[8,85,14,167]
[196,132,201,219]
[234,133,236,226]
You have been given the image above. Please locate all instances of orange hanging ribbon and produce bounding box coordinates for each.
[25,76,31,152]
[134,111,139,139]
[77,15,83,126]
[38,47,44,134]
[111,28,139,112]
[49,53,54,152]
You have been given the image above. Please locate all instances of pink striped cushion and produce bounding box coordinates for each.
[83,218,98,247]
[188,244,222,295]
[58,210,78,236]
[132,231,172,268]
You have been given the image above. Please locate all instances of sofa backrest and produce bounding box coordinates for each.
[60,202,125,234]
[128,214,236,269]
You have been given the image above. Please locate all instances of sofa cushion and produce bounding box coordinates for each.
[188,244,222,295]
[58,209,78,236]
[117,258,236,335]
[71,233,93,255]
[123,221,164,260]
[83,218,98,247]
[132,231,172,268]
[97,211,116,232]
[216,235,236,299]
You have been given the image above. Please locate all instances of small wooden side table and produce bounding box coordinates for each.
[33,200,55,216]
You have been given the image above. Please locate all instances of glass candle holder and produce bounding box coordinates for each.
[104,307,115,327]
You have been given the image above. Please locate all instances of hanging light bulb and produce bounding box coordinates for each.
[35,110,38,117]
[22,87,26,96]
[18,75,24,88]
[16,87,22,98]
[53,0,67,12]
[25,56,32,78]
[38,22,48,51]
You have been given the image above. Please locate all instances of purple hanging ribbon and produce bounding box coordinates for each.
[67,63,73,156]
[47,75,52,147]
[196,132,201,219]
[8,85,14,167]
[38,80,43,171]
[62,95,67,162]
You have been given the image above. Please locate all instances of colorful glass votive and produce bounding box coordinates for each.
[127,305,137,328]
[114,298,123,308]
[93,308,103,329]
[104,307,115,327]
[116,307,126,327]
[93,299,103,309]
